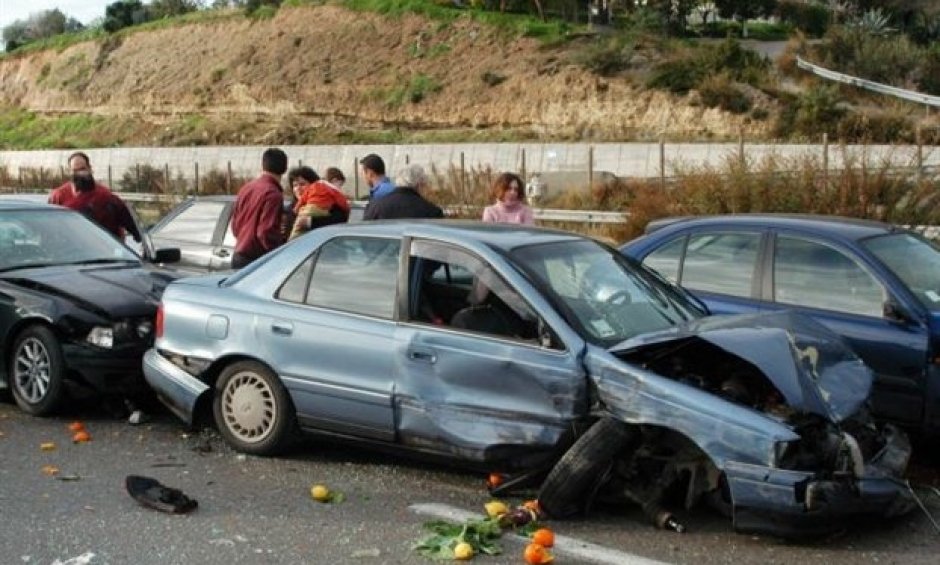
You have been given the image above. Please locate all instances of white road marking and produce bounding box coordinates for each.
[52,552,96,565]
[409,502,672,565]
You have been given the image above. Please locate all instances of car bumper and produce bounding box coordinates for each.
[142,348,210,426]
[725,428,915,538]
[62,341,150,394]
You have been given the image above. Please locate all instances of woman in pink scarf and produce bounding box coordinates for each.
[481,172,534,225]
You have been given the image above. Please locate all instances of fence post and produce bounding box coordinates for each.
[738,130,745,165]
[405,154,410,165]
[659,136,666,190]
[521,148,527,181]
[917,125,924,183]
[354,157,360,199]
[108,165,112,191]
[460,152,466,195]
[588,145,594,190]
[164,164,170,194]
[135,164,141,193]
[227,161,233,194]
[194,162,199,194]
[822,133,829,188]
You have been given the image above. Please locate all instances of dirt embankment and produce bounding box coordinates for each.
[0,5,769,145]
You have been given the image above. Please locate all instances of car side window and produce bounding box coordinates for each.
[304,237,401,319]
[152,201,225,245]
[276,255,314,303]
[680,232,760,297]
[408,240,544,346]
[774,237,885,317]
[642,236,685,283]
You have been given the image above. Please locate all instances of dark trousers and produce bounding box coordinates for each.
[231,252,256,269]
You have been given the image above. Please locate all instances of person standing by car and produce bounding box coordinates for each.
[363,164,444,220]
[231,148,288,269]
[360,153,395,200]
[482,172,534,225]
[48,151,141,243]
[289,168,351,240]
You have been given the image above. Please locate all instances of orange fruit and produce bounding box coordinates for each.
[523,543,553,564]
[67,421,85,432]
[486,472,504,489]
[532,528,555,548]
[72,430,92,443]
[522,499,542,514]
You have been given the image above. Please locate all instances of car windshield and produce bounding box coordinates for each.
[511,240,703,347]
[863,232,940,311]
[0,209,139,272]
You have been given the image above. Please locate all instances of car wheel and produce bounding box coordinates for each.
[538,417,636,518]
[213,360,294,455]
[9,325,67,416]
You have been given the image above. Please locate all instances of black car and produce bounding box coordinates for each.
[149,195,365,273]
[0,200,179,415]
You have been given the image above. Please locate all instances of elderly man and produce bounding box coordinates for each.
[362,164,444,220]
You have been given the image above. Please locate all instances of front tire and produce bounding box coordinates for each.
[9,325,67,416]
[538,417,636,518]
[213,360,294,455]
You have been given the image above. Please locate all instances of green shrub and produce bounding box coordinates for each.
[572,36,635,77]
[697,73,752,114]
[648,55,703,93]
[648,38,769,94]
[776,1,829,37]
[917,44,940,95]
[836,111,914,144]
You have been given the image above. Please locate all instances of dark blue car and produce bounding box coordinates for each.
[622,214,940,434]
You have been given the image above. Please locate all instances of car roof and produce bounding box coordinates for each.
[0,195,57,210]
[324,219,585,251]
[646,213,899,242]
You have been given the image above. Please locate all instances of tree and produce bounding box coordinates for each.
[2,21,29,51]
[148,0,203,19]
[2,9,84,51]
[715,0,778,37]
[103,0,150,33]
[646,0,698,32]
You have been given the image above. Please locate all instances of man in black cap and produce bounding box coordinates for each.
[360,153,395,200]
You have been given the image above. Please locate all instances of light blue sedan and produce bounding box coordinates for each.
[144,221,912,537]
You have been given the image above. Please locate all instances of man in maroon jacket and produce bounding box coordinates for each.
[231,148,289,269]
[49,152,141,242]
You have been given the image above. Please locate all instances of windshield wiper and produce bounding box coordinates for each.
[66,258,139,266]
[0,259,137,273]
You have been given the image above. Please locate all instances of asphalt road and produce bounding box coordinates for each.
[1,399,939,565]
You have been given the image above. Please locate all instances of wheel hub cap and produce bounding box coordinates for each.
[222,372,275,442]
[13,338,50,403]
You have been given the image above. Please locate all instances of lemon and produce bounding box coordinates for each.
[484,500,509,518]
[453,541,474,561]
[310,484,331,502]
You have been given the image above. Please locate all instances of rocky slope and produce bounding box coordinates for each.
[0,5,770,146]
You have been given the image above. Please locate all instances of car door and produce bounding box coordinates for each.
[149,200,227,272]
[641,229,767,316]
[393,238,587,462]
[262,235,401,441]
[764,233,929,426]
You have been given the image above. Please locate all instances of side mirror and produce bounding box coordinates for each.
[883,299,913,325]
[153,247,181,264]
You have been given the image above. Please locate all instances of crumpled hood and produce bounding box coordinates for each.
[1,265,164,318]
[610,311,873,422]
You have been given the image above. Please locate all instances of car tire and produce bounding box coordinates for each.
[538,417,636,518]
[213,360,295,455]
[9,325,67,416]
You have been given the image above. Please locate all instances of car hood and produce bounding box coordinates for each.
[0,265,164,318]
[610,310,873,423]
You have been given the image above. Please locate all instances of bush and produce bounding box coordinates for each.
[774,86,845,139]
[648,38,769,94]
[697,73,752,114]
[573,36,636,77]
[776,1,829,37]
[917,44,940,96]
[836,111,914,144]
[647,55,703,93]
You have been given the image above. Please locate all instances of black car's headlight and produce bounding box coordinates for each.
[86,319,153,348]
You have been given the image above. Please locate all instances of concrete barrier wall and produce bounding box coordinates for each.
[1,142,936,195]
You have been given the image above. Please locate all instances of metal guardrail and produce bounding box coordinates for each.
[110,192,631,224]
[796,57,940,107]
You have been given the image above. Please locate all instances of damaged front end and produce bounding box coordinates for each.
[571,311,915,538]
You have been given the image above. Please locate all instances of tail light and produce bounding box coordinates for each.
[155,303,164,339]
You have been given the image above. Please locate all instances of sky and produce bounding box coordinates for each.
[0,0,113,32]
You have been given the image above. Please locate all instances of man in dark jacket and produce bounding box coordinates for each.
[231,148,288,269]
[362,164,444,221]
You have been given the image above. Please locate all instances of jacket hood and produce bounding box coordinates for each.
[1,264,164,319]
[611,311,873,422]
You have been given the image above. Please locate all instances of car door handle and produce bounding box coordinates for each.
[408,350,436,364]
[271,322,293,336]
[215,249,231,257]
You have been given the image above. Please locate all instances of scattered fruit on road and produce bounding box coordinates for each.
[453,541,474,560]
[531,528,554,548]
[484,500,509,518]
[523,542,554,564]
